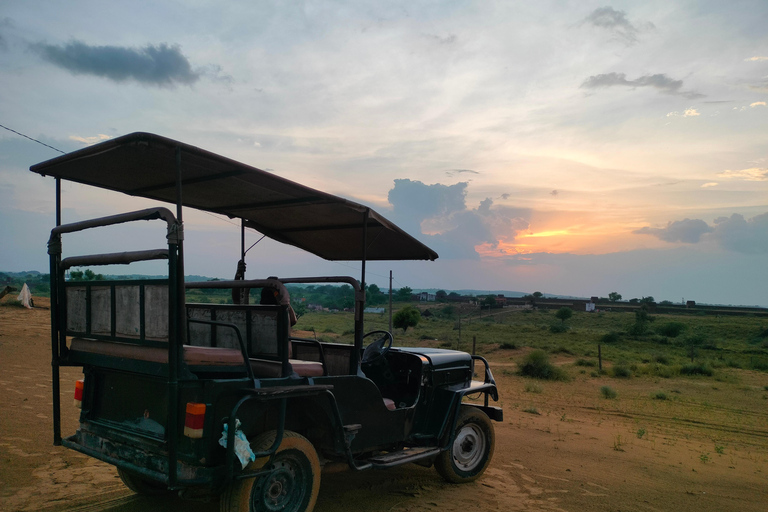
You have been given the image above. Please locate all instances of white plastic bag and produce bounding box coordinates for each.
[218,420,256,469]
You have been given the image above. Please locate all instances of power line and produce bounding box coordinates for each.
[0,123,66,154]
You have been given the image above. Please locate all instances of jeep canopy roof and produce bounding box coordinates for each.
[30,132,438,262]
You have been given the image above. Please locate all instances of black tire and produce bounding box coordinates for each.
[220,431,321,512]
[117,467,172,496]
[435,406,495,483]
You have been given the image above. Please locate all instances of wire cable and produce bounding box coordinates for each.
[0,123,66,154]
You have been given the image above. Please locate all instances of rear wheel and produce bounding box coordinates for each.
[117,468,172,496]
[435,406,495,483]
[220,431,321,512]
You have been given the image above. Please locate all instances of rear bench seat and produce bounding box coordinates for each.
[69,338,324,378]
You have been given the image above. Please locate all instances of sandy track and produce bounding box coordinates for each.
[2,299,766,511]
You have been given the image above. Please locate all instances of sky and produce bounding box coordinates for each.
[1,0,766,306]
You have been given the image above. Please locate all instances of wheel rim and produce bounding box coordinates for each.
[452,423,486,472]
[251,452,308,512]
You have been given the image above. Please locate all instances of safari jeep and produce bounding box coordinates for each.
[32,132,502,512]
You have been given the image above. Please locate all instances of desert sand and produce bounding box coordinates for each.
[1,299,766,511]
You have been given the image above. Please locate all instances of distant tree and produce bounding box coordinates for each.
[628,298,639,304]
[395,286,413,302]
[555,307,573,324]
[366,283,385,305]
[436,290,447,301]
[532,291,544,299]
[393,306,420,333]
[69,268,104,281]
[639,296,655,304]
[292,301,308,319]
[447,292,460,298]
[482,295,496,307]
[608,292,622,302]
[684,334,706,362]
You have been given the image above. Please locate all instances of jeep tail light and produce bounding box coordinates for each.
[74,379,84,408]
[184,403,206,438]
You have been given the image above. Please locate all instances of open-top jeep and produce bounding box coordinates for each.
[32,132,502,512]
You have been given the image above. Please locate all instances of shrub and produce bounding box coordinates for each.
[524,382,543,393]
[499,341,517,350]
[656,322,687,338]
[575,358,596,367]
[518,350,569,381]
[653,353,670,365]
[611,365,632,378]
[523,407,541,415]
[549,323,568,333]
[652,391,668,400]
[680,363,714,376]
[600,332,620,344]
[393,306,420,333]
[600,386,617,399]
[550,346,574,355]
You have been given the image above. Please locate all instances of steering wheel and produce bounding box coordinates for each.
[361,330,394,364]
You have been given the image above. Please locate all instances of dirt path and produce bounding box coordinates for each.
[1,299,766,511]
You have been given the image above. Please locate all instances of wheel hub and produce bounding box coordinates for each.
[452,424,485,471]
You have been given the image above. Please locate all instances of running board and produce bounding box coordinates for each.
[367,447,441,469]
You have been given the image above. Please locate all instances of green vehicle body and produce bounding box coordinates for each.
[32,132,502,508]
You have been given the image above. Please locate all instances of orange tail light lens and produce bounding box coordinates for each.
[184,402,206,438]
[74,379,84,408]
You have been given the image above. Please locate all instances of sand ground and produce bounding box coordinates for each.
[1,299,766,511]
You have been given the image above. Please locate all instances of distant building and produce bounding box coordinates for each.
[419,292,436,302]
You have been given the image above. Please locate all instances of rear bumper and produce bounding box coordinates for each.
[63,428,220,488]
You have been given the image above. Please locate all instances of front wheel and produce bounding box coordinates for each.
[435,406,495,483]
[220,431,321,512]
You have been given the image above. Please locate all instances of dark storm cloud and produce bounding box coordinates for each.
[31,40,200,87]
[583,6,653,45]
[634,213,768,253]
[633,218,713,243]
[387,179,530,259]
[580,72,704,99]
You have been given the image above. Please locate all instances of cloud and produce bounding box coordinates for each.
[582,6,653,46]
[445,169,480,177]
[387,179,530,259]
[581,72,704,99]
[667,108,700,117]
[751,101,766,107]
[711,213,768,254]
[701,182,718,188]
[69,134,111,145]
[633,218,713,243]
[716,168,768,181]
[30,40,200,87]
[745,56,768,61]
[634,213,768,254]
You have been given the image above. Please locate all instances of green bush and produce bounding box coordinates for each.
[518,350,569,381]
[549,323,568,333]
[575,358,596,367]
[600,386,617,399]
[600,332,620,344]
[680,363,714,376]
[611,365,632,378]
[499,341,517,350]
[652,391,668,400]
[656,322,687,338]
